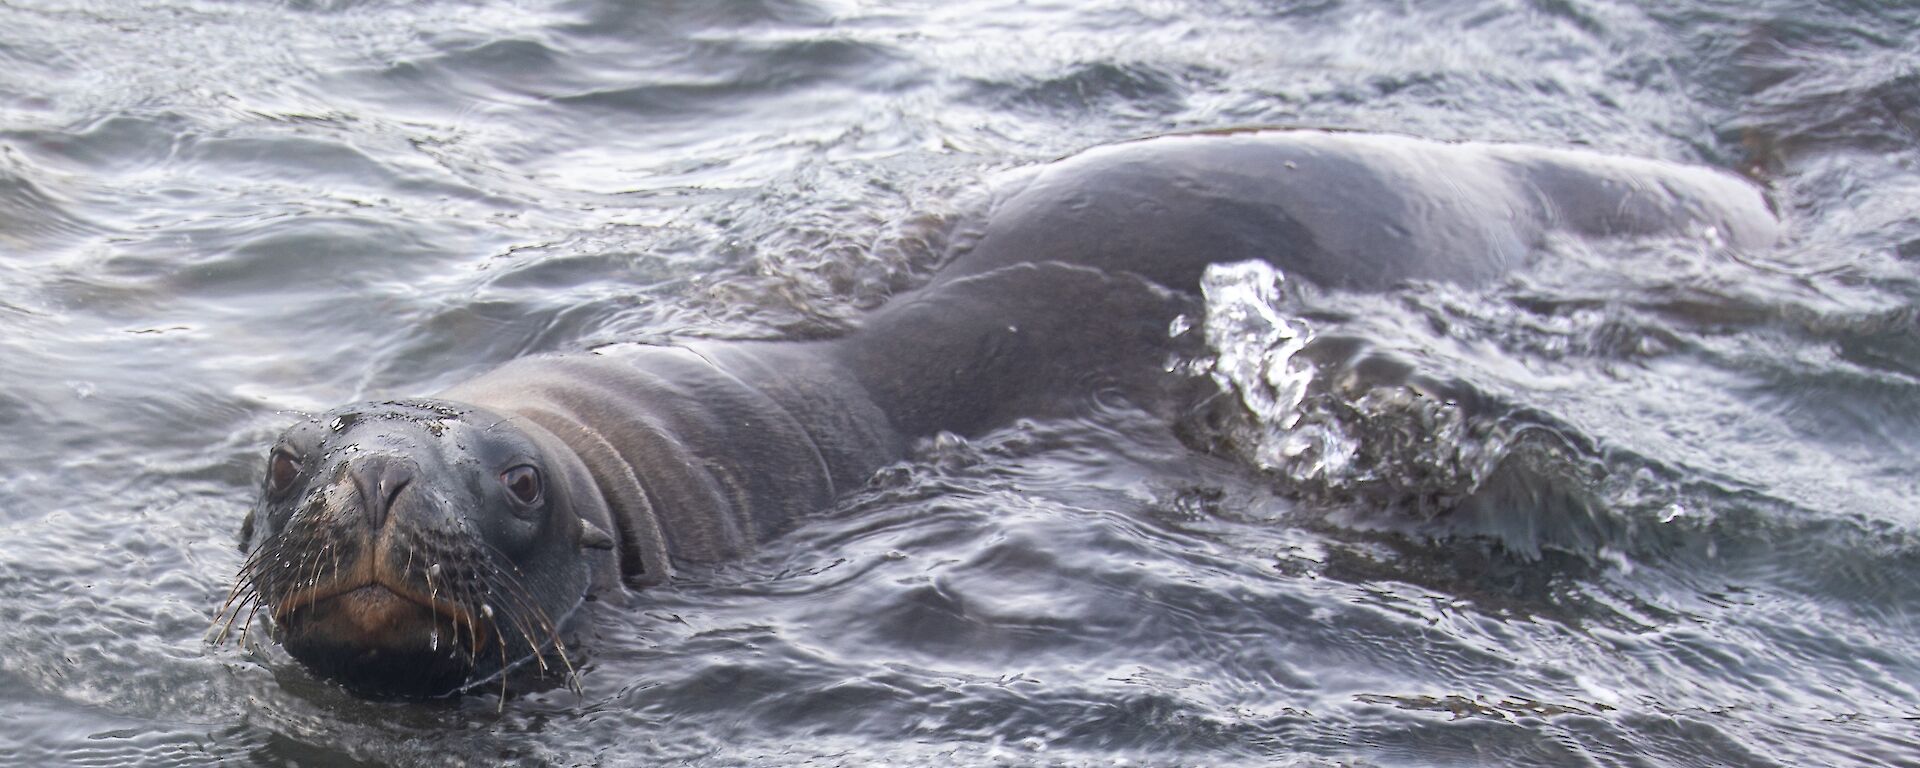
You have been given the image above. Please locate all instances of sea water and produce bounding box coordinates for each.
[0,1,1914,765]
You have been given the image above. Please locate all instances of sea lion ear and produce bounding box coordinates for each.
[237,510,255,552]
[578,519,615,551]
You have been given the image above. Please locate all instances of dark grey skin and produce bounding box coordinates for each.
[220,130,1777,697]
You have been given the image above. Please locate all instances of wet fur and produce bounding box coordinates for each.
[223,130,1777,696]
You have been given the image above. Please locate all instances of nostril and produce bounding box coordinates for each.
[384,472,411,512]
[350,457,417,530]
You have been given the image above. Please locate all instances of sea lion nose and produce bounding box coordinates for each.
[348,455,416,530]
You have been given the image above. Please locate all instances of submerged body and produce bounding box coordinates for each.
[223,130,1777,696]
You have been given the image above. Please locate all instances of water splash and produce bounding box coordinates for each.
[1185,263,1737,562]
[1194,260,1320,468]
[1188,260,1510,518]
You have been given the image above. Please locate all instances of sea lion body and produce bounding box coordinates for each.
[225,130,1778,696]
[437,259,1197,589]
[937,131,1774,292]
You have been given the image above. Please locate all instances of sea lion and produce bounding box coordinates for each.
[218,130,1777,697]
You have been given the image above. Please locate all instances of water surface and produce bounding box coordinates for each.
[0,0,1915,765]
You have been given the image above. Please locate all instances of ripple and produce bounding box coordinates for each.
[1,0,1917,765]
[964,61,1197,117]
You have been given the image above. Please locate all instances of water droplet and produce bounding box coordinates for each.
[1699,223,1725,249]
[480,604,494,618]
[430,629,439,651]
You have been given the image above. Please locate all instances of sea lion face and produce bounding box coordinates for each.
[224,399,592,697]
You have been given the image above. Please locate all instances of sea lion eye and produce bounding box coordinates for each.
[501,465,542,506]
[266,449,303,498]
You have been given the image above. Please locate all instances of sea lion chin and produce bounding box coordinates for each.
[275,584,480,697]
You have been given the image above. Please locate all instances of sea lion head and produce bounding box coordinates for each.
[223,398,607,698]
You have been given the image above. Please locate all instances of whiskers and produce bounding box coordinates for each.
[208,515,583,701]
[209,534,281,648]
[475,539,584,696]
[211,520,337,649]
